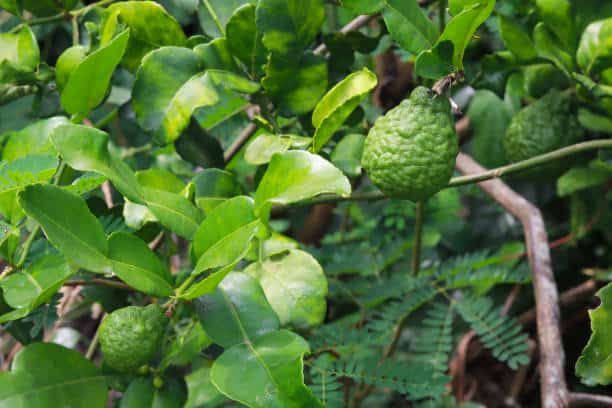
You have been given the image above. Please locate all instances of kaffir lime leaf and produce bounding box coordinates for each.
[361,86,458,201]
[99,304,168,372]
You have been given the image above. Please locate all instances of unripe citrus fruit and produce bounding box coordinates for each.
[99,304,168,372]
[361,86,458,201]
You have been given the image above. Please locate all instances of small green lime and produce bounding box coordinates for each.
[504,89,583,176]
[99,304,168,372]
[55,45,87,92]
[361,86,458,201]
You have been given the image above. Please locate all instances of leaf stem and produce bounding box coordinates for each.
[201,0,225,36]
[11,0,116,31]
[411,201,424,275]
[14,225,40,269]
[71,15,79,46]
[120,143,152,159]
[94,107,119,129]
[86,315,105,360]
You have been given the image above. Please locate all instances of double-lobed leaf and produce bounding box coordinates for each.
[19,184,111,273]
[102,1,187,72]
[133,46,258,144]
[245,249,328,328]
[255,0,325,56]
[0,25,39,82]
[0,343,107,407]
[180,196,262,299]
[194,272,321,407]
[415,0,495,78]
[108,232,174,297]
[0,255,73,323]
[50,123,144,203]
[254,150,351,220]
[576,282,612,385]
[0,154,58,218]
[311,68,377,152]
[382,0,437,55]
[60,30,130,115]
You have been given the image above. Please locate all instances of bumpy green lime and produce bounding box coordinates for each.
[99,304,168,372]
[361,86,458,201]
[504,89,583,166]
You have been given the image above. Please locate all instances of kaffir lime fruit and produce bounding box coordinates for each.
[504,89,583,168]
[99,304,168,372]
[361,86,458,201]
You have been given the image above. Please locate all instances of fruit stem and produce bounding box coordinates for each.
[439,0,447,33]
[411,201,425,275]
[86,315,105,360]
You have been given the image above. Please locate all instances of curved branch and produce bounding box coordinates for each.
[569,393,612,407]
[455,152,568,408]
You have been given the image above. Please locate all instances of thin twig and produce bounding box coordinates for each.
[314,14,377,55]
[411,201,424,274]
[568,393,612,407]
[64,279,132,291]
[85,315,105,360]
[455,152,567,408]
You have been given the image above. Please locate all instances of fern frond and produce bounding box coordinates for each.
[443,263,531,292]
[309,355,345,408]
[454,296,530,369]
[327,357,449,400]
[365,286,437,341]
[358,274,429,306]
[410,302,454,374]
[430,250,493,280]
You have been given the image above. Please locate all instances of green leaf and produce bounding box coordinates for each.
[0,0,21,15]
[227,4,266,77]
[133,46,257,144]
[18,184,111,273]
[254,150,351,219]
[55,46,87,93]
[533,22,574,76]
[50,123,144,204]
[577,18,612,75]
[256,0,325,56]
[192,169,243,212]
[185,361,226,408]
[0,26,39,73]
[244,134,292,165]
[103,1,187,72]
[330,133,365,177]
[415,0,495,77]
[341,0,384,14]
[382,0,437,54]
[466,90,512,168]
[210,329,322,408]
[195,37,237,70]
[120,377,186,408]
[160,320,211,369]
[142,187,202,239]
[181,198,262,299]
[2,117,67,161]
[498,15,537,61]
[535,0,575,50]
[198,0,254,38]
[263,52,328,116]
[557,167,612,196]
[578,108,612,133]
[312,68,377,152]
[0,255,73,318]
[137,169,186,193]
[0,343,107,407]
[245,249,327,328]
[576,282,612,385]
[60,30,129,115]
[414,40,455,79]
[195,272,279,347]
[175,120,224,169]
[0,154,59,218]
[108,232,174,297]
